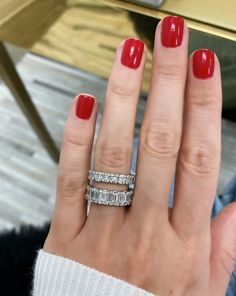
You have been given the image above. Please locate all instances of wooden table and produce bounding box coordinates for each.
[102,0,236,41]
[0,0,236,162]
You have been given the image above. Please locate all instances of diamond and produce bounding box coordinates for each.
[111,176,117,183]
[87,184,132,206]
[98,191,104,202]
[88,170,135,186]
[126,195,131,204]
[104,174,109,182]
[90,190,95,201]
[109,192,116,203]
[99,173,103,182]
[118,192,125,203]
[118,177,124,184]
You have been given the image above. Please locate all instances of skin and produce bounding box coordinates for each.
[44,19,236,295]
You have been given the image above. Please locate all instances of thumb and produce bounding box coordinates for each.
[210,202,236,296]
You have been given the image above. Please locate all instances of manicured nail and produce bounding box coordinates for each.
[193,49,215,79]
[121,38,145,69]
[161,16,184,48]
[76,94,95,119]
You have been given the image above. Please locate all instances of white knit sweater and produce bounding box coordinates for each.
[33,250,156,296]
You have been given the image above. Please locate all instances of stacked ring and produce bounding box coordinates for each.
[88,170,135,186]
[86,186,133,206]
[87,170,135,206]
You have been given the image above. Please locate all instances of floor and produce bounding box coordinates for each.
[0,45,235,232]
[0,45,107,231]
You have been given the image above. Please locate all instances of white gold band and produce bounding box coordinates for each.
[88,170,135,186]
[86,185,133,206]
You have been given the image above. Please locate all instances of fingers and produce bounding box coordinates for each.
[49,94,98,243]
[172,50,222,237]
[131,16,188,221]
[87,38,146,226]
[210,203,236,296]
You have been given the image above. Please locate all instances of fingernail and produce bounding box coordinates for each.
[76,94,95,119]
[161,16,184,48]
[193,49,215,79]
[121,38,145,69]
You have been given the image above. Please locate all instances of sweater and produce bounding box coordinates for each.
[33,250,156,296]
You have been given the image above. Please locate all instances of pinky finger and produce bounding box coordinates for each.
[48,93,98,244]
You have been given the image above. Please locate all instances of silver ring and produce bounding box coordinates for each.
[88,170,135,186]
[86,185,133,206]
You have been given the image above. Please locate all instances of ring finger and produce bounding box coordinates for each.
[87,38,146,227]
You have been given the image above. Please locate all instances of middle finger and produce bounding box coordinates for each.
[131,16,188,223]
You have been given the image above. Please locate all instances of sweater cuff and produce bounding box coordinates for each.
[33,250,156,296]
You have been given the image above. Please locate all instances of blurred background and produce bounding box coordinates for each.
[0,0,235,232]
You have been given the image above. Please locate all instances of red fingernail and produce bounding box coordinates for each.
[121,38,145,69]
[193,49,215,79]
[161,16,184,48]
[76,94,95,119]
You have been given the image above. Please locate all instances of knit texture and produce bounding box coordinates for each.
[33,250,156,296]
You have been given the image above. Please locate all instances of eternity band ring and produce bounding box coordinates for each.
[86,185,133,206]
[88,170,135,186]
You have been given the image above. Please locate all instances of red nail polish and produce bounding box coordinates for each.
[161,16,184,48]
[76,94,95,119]
[193,49,215,79]
[121,38,144,69]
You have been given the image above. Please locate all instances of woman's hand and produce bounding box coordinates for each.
[44,16,236,295]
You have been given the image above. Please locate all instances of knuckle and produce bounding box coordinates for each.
[62,130,90,150]
[156,61,184,82]
[57,173,86,203]
[188,91,220,109]
[140,125,180,159]
[97,143,131,169]
[108,80,135,99]
[179,145,219,177]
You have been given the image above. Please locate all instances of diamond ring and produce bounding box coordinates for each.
[86,185,133,206]
[88,170,135,186]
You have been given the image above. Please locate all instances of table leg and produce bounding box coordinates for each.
[0,41,59,163]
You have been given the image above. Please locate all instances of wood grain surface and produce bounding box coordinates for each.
[100,0,236,41]
[0,0,64,48]
[31,1,152,91]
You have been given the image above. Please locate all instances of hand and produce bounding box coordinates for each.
[44,16,236,296]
